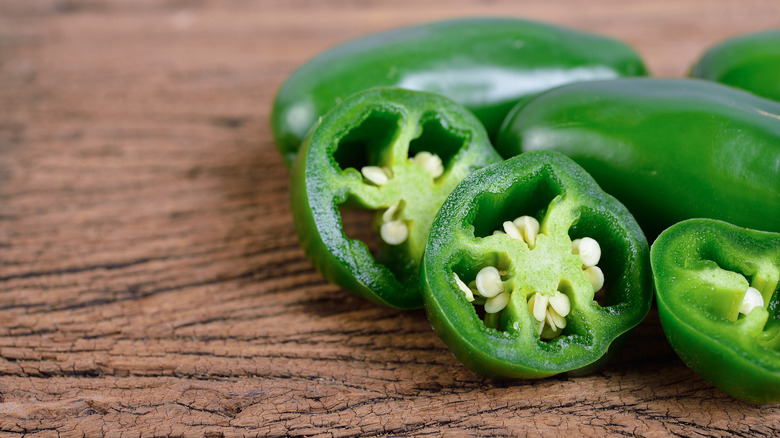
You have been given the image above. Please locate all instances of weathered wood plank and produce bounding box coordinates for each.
[1,0,779,435]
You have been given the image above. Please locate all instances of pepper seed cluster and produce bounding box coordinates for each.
[359,152,444,246]
[453,215,608,339]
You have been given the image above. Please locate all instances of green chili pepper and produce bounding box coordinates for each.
[691,29,780,102]
[290,87,501,309]
[421,151,652,378]
[651,219,780,404]
[272,17,647,167]
[495,78,780,239]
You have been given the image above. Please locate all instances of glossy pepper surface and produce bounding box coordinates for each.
[290,87,501,309]
[272,17,648,166]
[691,29,780,102]
[496,78,780,239]
[652,219,780,404]
[421,151,652,378]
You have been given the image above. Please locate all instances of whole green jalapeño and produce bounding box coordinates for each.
[272,17,647,166]
[421,151,652,378]
[496,78,780,239]
[290,88,501,309]
[691,29,780,102]
[652,219,780,404]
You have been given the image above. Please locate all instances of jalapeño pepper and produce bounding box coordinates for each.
[421,151,652,378]
[652,219,780,404]
[691,29,780,102]
[272,17,647,167]
[495,78,780,239]
[290,87,501,309]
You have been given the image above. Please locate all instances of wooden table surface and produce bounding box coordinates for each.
[1,0,779,436]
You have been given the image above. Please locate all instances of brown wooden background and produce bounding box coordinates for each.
[1,0,779,436]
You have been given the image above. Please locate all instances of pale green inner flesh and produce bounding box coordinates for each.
[682,249,780,349]
[452,194,603,340]
[333,110,469,284]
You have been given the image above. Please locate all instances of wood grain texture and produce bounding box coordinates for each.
[1,0,779,436]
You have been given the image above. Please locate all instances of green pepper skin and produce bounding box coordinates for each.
[691,29,780,102]
[421,151,652,378]
[495,78,780,239]
[651,219,780,404]
[272,17,648,167]
[291,87,501,309]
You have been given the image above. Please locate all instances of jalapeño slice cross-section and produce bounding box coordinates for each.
[421,151,652,378]
[290,88,501,309]
[652,219,780,404]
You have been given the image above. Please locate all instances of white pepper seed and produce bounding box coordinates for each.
[513,216,540,247]
[361,166,390,186]
[584,265,604,291]
[503,221,523,241]
[380,220,408,245]
[485,292,510,313]
[454,273,475,302]
[475,266,503,298]
[739,287,764,315]
[572,237,601,267]
[411,151,444,178]
[548,291,571,317]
